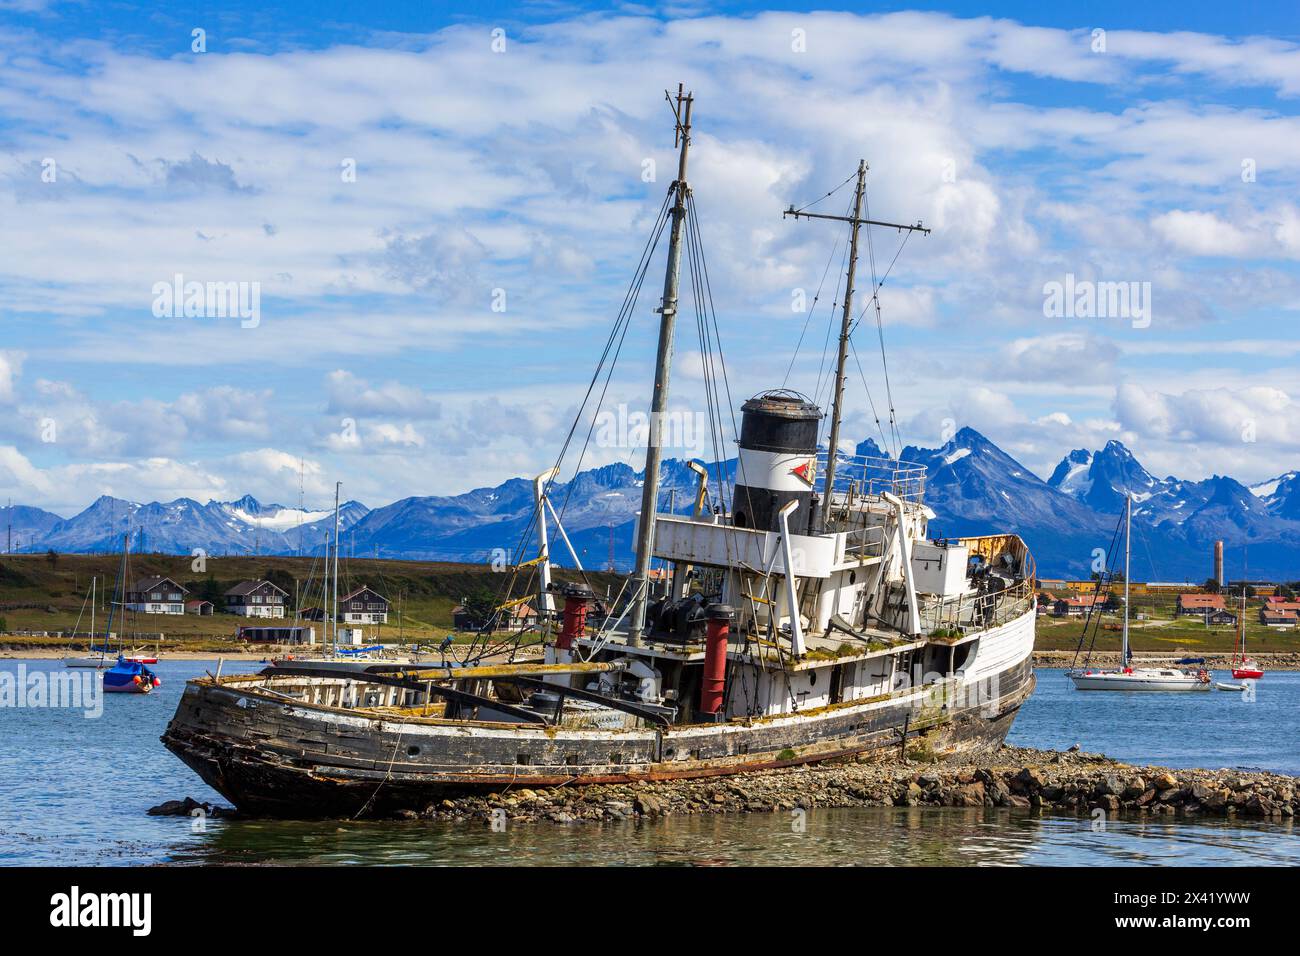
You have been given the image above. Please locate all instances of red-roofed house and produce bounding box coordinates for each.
[1176,593,1226,618]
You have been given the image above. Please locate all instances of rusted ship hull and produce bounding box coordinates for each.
[162,657,1034,818]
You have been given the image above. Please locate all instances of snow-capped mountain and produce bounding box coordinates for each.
[346,458,734,563]
[1047,441,1166,515]
[10,431,1300,580]
[1047,442,1300,578]
[30,496,369,556]
[1251,471,1300,521]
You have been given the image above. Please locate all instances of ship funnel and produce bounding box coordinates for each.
[732,391,822,533]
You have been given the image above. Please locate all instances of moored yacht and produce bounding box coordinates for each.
[1069,494,1210,692]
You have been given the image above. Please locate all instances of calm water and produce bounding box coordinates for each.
[1,661,1297,866]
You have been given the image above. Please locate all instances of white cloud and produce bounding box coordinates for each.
[1115,382,1300,447]
[0,351,21,404]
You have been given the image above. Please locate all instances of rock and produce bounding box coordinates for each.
[1095,775,1123,797]
[1067,743,1081,752]
[393,809,419,821]
[1245,794,1275,817]
[147,796,210,817]
[1153,772,1178,791]
[1013,768,1046,792]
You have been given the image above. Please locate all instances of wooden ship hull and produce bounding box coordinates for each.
[162,612,1034,818]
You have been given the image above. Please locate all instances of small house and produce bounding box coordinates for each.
[1176,593,1225,618]
[125,576,188,615]
[185,599,214,616]
[224,580,289,619]
[338,586,390,625]
[1053,594,1103,617]
[237,624,315,644]
[1259,608,1297,628]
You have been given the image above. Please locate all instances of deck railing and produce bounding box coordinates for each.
[915,577,1034,635]
[816,451,927,505]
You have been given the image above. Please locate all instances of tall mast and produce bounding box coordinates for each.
[332,481,341,653]
[823,160,865,511]
[784,162,929,527]
[629,84,693,647]
[1122,492,1131,666]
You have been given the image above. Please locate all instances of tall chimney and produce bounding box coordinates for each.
[1213,540,1224,588]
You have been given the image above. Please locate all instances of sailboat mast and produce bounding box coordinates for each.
[1122,492,1131,665]
[822,160,866,515]
[332,482,341,653]
[629,84,693,647]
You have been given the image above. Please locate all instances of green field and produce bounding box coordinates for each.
[1034,592,1300,654]
[0,552,623,651]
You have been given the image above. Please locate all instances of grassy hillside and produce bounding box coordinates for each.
[1034,591,1300,654]
[0,552,623,648]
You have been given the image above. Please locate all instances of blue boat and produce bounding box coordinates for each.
[96,533,161,695]
[103,655,160,694]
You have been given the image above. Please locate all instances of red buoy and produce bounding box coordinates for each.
[699,604,732,717]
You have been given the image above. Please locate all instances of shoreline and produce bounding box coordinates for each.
[150,745,1300,825]
[6,646,1300,669]
[1032,650,1300,670]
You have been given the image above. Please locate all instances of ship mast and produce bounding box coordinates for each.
[784,161,929,526]
[629,84,693,647]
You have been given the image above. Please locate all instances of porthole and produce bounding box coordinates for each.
[407,745,421,757]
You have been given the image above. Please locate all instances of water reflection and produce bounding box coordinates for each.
[168,807,1299,867]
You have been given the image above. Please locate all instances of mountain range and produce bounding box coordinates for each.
[5,429,1300,581]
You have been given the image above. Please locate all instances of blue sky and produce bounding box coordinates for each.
[1,0,1299,514]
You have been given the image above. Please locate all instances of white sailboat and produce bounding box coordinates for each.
[1068,493,1210,692]
[64,576,113,669]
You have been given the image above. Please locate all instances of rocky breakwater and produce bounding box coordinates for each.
[382,746,1299,824]
[151,747,1299,824]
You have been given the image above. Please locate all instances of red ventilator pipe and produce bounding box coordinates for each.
[699,604,732,716]
[557,584,595,651]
